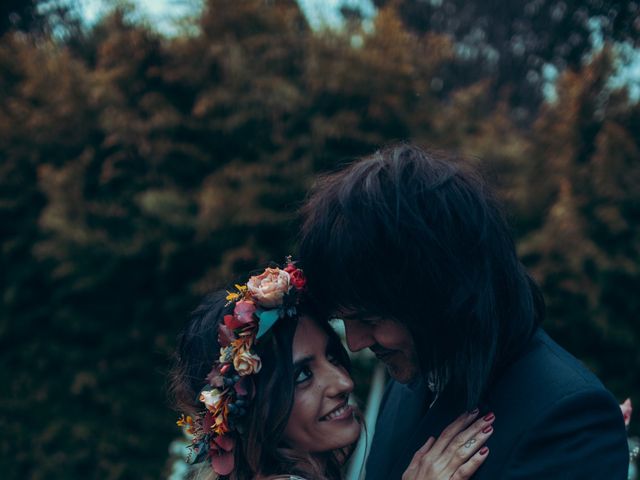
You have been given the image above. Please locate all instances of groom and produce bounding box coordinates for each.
[298,144,628,479]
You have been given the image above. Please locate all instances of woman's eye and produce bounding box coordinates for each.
[294,366,312,385]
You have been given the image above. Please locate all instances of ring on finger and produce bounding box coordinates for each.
[463,438,477,448]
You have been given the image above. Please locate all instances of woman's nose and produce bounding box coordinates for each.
[323,362,354,397]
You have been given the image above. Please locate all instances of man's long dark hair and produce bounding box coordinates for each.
[298,143,545,409]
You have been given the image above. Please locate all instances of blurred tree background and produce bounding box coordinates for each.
[0,0,638,478]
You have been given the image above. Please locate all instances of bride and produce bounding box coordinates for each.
[170,260,495,480]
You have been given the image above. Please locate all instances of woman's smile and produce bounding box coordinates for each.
[319,402,354,422]
[283,316,361,452]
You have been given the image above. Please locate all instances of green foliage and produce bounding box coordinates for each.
[0,1,638,478]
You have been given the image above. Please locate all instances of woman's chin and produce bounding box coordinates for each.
[322,416,362,450]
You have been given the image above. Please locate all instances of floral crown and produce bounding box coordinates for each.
[177,257,307,476]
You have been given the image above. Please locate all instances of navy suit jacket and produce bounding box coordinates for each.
[365,328,629,480]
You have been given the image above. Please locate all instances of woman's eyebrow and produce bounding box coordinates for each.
[292,355,314,368]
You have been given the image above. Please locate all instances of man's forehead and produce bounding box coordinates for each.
[332,308,385,323]
[331,307,360,320]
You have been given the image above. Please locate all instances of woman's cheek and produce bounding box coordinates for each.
[301,389,324,427]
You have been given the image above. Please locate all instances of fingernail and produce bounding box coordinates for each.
[482,425,493,434]
[483,412,495,421]
[479,446,489,455]
[469,408,479,415]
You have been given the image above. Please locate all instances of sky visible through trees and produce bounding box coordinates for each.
[73,0,376,32]
[69,0,640,101]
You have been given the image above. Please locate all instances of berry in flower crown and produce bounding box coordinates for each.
[176,257,306,476]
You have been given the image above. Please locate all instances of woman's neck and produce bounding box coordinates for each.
[254,452,328,480]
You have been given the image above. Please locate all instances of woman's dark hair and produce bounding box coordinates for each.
[170,290,354,480]
[298,143,545,410]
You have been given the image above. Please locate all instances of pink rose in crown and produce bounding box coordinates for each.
[246,268,290,307]
[620,398,632,428]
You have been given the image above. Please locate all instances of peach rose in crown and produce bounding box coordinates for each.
[246,268,290,307]
[233,350,262,376]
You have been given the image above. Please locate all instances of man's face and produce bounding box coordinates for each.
[337,310,419,384]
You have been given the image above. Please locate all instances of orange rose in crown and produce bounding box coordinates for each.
[247,267,291,307]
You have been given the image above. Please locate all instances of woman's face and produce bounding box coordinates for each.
[283,316,361,453]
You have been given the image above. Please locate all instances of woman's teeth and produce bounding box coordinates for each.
[322,405,349,421]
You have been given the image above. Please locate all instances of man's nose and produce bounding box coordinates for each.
[343,319,374,352]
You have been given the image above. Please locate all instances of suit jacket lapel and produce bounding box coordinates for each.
[387,386,462,479]
[365,379,431,480]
